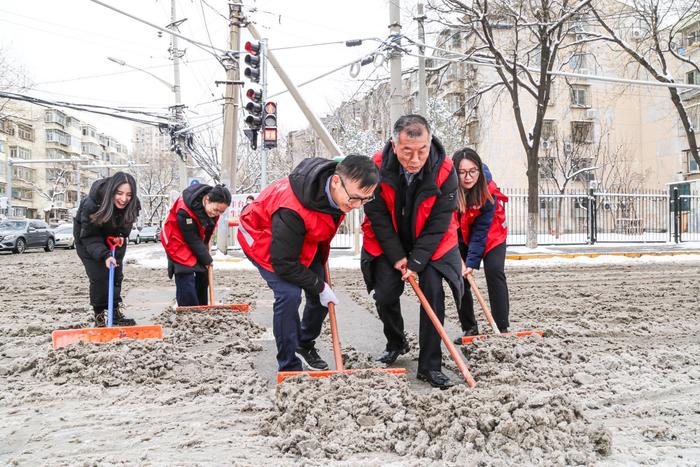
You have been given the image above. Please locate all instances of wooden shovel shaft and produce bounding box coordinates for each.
[324,263,344,371]
[208,265,215,305]
[466,274,500,334]
[408,276,476,388]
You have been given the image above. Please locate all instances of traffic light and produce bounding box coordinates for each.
[262,101,278,149]
[244,41,261,83]
[244,88,263,150]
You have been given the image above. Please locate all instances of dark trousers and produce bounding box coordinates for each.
[174,271,209,306]
[79,255,123,313]
[372,255,460,371]
[253,260,328,371]
[459,242,510,332]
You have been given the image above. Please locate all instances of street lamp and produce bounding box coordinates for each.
[107,56,176,92]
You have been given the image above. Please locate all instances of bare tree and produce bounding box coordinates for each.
[0,46,31,117]
[429,0,595,247]
[17,167,70,222]
[133,156,178,226]
[590,0,700,168]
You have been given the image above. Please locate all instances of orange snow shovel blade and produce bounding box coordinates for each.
[461,275,543,345]
[278,263,407,384]
[175,266,250,313]
[175,303,250,312]
[277,367,406,384]
[461,329,544,345]
[51,325,164,350]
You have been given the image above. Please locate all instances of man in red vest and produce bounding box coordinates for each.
[161,184,231,306]
[238,155,379,372]
[362,115,463,389]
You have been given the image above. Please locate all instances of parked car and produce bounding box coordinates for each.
[128,227,140,244]
[0,219,55,254]
[52,223,75,249]
[138,225,161,243]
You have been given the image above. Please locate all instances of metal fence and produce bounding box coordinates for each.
[673,191,700,242]
[504,188,675,246]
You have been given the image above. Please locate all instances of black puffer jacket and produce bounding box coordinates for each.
[169,183,217,275]
[74,176,139,262]
[270,157,343,294]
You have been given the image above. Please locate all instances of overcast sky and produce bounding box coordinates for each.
[0,0,425,149]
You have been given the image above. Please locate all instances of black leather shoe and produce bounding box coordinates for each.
[295,346,329,371]
[417,370,454,389]
[453,326,480,345]
[376,343,410,365]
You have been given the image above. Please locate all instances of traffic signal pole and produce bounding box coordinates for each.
[246,22,342,157]
[260,38,268,188]
[217,2,242,253]
[389,0,403,128]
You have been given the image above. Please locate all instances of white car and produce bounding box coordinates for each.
[52,223,75,249]
[129,227,140,244]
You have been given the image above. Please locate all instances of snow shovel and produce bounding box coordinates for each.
[52,236,163,350]
[407,276,477,388]
[461,274,543,345]
[277,263,407,383]
[175,265,250,312]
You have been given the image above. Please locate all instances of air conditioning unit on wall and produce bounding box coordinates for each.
[564,142,573,153]
[631,28,643,41]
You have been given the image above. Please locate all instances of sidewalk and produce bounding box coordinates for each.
[506,241,700,260]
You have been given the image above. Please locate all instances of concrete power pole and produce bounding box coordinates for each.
[389,0,403,129]
[169,0,187,190]
[217,2,242,253]
[415,2,427,117]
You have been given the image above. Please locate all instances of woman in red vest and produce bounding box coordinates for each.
[452,148,510,342]
[161,183,231,306]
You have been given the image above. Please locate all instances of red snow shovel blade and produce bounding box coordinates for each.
[461,329,544,345]
[277,367,407,384]
[174,303,250,312]
[52,325,164,350]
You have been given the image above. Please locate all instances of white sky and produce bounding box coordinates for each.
[0,0,423,150]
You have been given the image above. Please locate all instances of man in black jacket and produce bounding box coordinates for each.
[362,115,463,389]
[238,155,378,372]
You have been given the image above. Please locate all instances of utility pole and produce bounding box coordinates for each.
[260,38,268,188]
[168,0,187,190]
[389,0,403,129]
[415,2,427,117]
[247,22,342,157]
[217,2,242,253]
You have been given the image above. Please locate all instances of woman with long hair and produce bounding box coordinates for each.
[452,148,510,342]
[74,172,140,327]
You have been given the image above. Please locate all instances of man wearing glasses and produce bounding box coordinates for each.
[238,155,378,372]
[361,114,463,389]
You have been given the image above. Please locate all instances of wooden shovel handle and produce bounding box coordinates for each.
[408,276,476,388]
[324,263,344,371]
[208,265,215,305]
[466,274,500,334]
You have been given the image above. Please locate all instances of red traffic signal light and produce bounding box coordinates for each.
[244,41,261,83]
[244,41,260,55]
[244,88,263,131]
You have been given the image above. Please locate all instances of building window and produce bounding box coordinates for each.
[542,120,557,141]
[0,139,5,154]
[0,118,15,135]
[539,156,555,180]
[572,157,595,181]
[686,150,700,173]
[17,124,34,142]
[45,110,67,126]
[570,53,592,74]
[570,85,590,107]
[687,70,700,85]
[446,93,465,115]
[467,120,480,144]
[9,146,32,159]
[451,30,462,49]
[571,121,594,143]
[46,129,71,146]
[685,27,699,47]
[12,166,37,183]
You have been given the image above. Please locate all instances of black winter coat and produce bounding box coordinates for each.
[269,157,343,294]
[169,183,217,275]
[74,176,139,263]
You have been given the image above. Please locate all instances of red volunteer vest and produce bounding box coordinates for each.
[459,180,508,253]
[362,152,459,260]
[237,178,344,272]
[161,196,216,267]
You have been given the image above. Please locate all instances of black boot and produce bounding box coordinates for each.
[113,305,137,326]
[94,311,106,328]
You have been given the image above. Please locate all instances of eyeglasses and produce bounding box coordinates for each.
[457,169,480,178]
[338,176,375,205]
